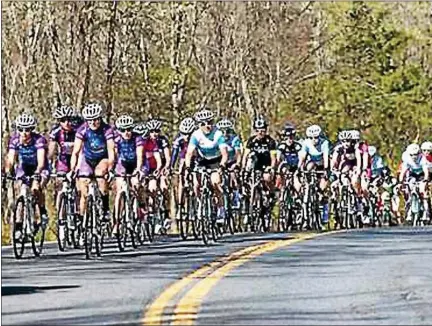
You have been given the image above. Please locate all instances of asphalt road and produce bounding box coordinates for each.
[2,226,432,325]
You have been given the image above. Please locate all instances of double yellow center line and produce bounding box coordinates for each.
[142,232,339,326]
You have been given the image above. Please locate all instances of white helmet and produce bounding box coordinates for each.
[146,119,162,131]
[216,118,234,130]
[306,125,321,138]
[338,130,352,141]
[133,123,148,136]
[15,113,37,129]
[115,115,134,129]
[53,105,75,119]
[351,129,360,140]
[420,141,432,151]
[179,117,195,134]
[368,145,377,157]
[82,103,103,120]
[253,116,268,129]
[194,109,215,123]
[407,143,420,155]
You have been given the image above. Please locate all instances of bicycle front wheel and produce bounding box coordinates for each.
[12,197,26,259]
[31,202,45,257]
[57,193,68,252]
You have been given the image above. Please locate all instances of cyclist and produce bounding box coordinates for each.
[276,124,302,196]
[421,141,432,180]
[330,130,357,190]
[112,115,145,233]
[368,145,386,181]
[399,143,430,221]
[5,113,50,236]
[298,124,330,189]
[216,118,243,207]
[171,117,196,220]
[184,108,229,224]
[147,118,171,230]
[48,106,78,188]
[68,103,115,223]
[351,129,370,196]
[242,116,277,197]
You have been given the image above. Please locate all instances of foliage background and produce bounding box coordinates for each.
[2,2,431,242]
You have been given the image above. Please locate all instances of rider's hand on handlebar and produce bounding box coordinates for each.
[66,170,76,182]
[106,169,115,183]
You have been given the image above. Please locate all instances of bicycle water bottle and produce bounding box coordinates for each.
[322,203,329,224]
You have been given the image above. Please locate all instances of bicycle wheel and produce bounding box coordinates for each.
[115,192,127,252]
[189,195,199,240]
[179,188,190,240]
[129,197,138,249]
[84,197,94,259]
[12,197,26,259]
[31,202,45,257]
[57,193,68,252]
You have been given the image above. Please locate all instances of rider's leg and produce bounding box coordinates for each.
[420,181,429,220]
[211,170,225,222]
[95,159,110,219]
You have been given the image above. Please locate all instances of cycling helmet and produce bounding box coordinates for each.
[407,143,420,155]
[283,123,296,136]
[194,109,215,123]
[133,123,148,136]
[253,116,267,129]
[338,130,352,141]
[368,145,377,157]
[216,118,234,130]
[53,105,75,119]
[306,125,321,138]
[15,113,37,129]
[115,115,134,129]
[147,119,162,131]
[420,141,432,151]
[179,117,196,134]
[351,129,360,140]
[82,103,103,120]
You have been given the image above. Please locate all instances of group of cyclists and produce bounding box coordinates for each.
[3,101,432,256]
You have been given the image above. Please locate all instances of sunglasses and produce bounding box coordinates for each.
[200,121,213,127]
[309,136,319,140]
[87,118,101,123]
[119,127,133,132]
[256,129,267,133]
[149,129,161,133]
[17,127,34,132]
[59,118,72,123]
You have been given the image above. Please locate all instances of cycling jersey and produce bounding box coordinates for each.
[8,132,49,177]
[76,122,114,164]
[189,128,226,161]
[114,131,144,174]
[278,141,302,168]
[142,137,159,172]
[49,124,77,172]
[170,133,189,169]
[224,134,242,163]
[152,135,170,166]
[332,143,356,170]
[370,155,385,178]
[246,135,277,170]
[300,137,330,165]
[401,151,427,179]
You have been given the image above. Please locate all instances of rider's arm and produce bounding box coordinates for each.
[217,132,228,166]
[106,138,115,171]
[269,139,277,169]
[47,127,59,164]
[330,150,339,171]
[398,163,408,183]
[170,139,180,169]
[163,143,171,170]
[362,149,369,171]
[422,162,429,181]
[322,141,330,170]
[136,141,144,171]
[297,141,308,170]
[35,136,48,174]
[5,149,16,174]
[185,133,199,169]
[242,137,253,168]
[70,137,83,173]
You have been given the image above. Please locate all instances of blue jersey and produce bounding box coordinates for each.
[224,134,242,163]
[189,128,226,160]
[300,137,330,164]
[76,122,114,162]
[114,131,144,163]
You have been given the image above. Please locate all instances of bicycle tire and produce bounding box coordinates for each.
[129,197,138,249]
[84,197,94,259]
[31,202,45,257]
[179,188,190,240]
[57,194,67,252]
[12,197,26,259]
[115,192,127,252]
